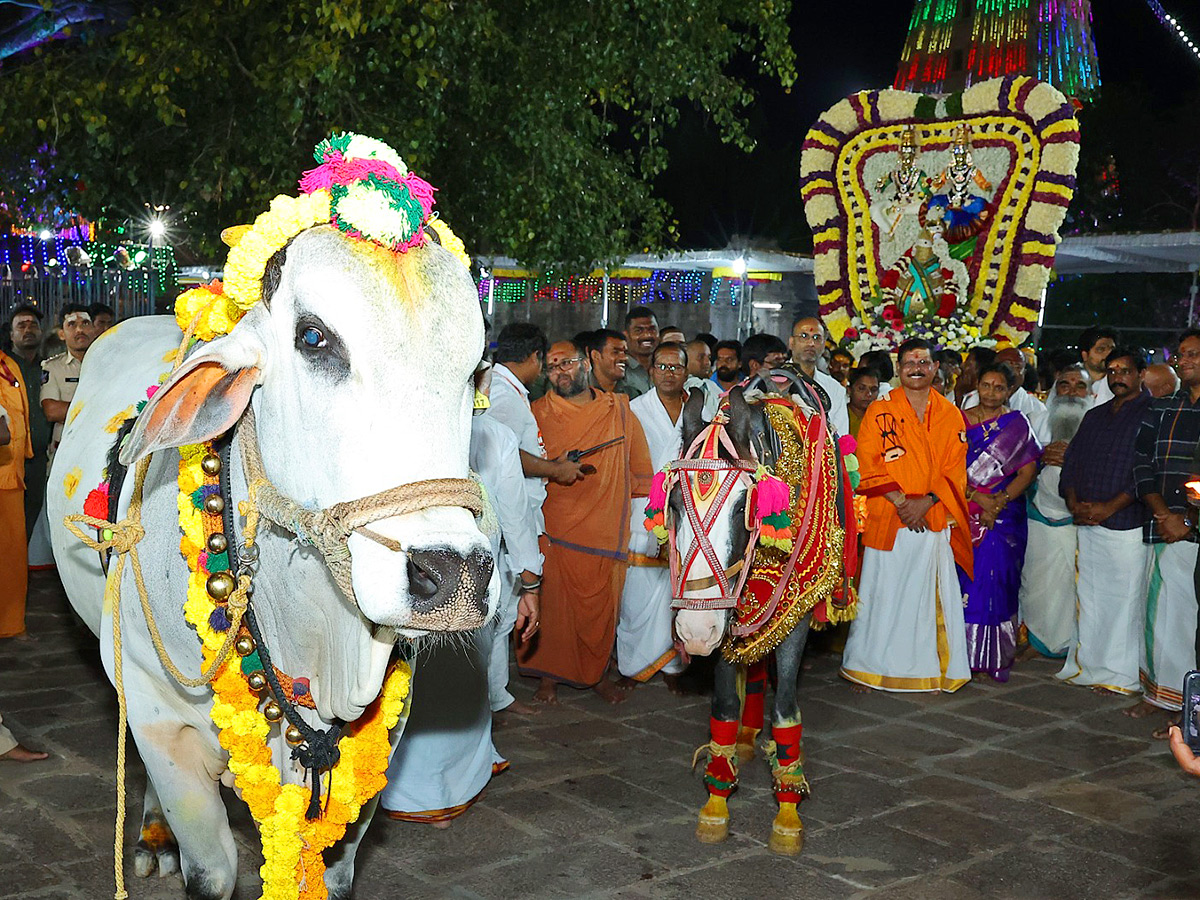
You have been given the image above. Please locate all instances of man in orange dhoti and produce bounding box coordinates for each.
[518,340,652,704]
[0,349,33,639]
[841,338,973,692]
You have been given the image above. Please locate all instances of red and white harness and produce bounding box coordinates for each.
[665,420,762,610]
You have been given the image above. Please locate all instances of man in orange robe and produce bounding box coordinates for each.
[0,349,33,639]
[841,338,973,692]
[518,340,652,704]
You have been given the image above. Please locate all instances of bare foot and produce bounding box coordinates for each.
[1153,714,1183,741]
[615,676,638,692]
[1123,700,1162,719]
[0,744,48,762]
[431,819,452,830]
[1091,686,1124,696]
[593,679,627,704]
[531,679,559,705]
[497,699,540,717]
[663,673,686,696]
[2,632,34,643]
[1014,644,1041,662]
[849,683,872,694]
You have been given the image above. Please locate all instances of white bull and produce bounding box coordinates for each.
[47,225,498,899]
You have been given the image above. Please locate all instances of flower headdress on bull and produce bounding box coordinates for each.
[62,133,491,900]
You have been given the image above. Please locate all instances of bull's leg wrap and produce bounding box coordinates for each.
[736,660,767,762]
[692,717,739,844]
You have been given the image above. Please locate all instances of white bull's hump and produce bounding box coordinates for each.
[47,316,186,635]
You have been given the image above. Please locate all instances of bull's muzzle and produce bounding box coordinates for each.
[406,546,493,630]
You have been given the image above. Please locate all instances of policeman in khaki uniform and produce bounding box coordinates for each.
[41,305,94,463]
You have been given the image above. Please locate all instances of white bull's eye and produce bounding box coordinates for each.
[300,325,326,349]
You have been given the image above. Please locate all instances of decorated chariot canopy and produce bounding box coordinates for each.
[800,75,1080,353]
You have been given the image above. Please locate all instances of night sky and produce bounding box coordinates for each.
[660,0,1200,250]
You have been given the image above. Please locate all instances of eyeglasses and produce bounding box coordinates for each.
[546,357,584,373]
[654,363,685,373]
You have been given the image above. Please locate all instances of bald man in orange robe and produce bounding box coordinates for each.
[841,338,973,693]
[517,340,652,704]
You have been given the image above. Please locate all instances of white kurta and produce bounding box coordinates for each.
[1057,526,1151,693]
[841,528,971,693]
[617,389,685,680]
[487,364,547,535]
[1141,542,1199,709]
[813,368,850,437]
[470,415,542,711]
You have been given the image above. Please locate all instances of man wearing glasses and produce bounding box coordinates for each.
[785,316,849,437]
[842,338,973,693]
[518,341,653,706]
[618,342,691,693]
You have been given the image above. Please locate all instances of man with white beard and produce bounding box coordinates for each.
[1018,365,1091,659]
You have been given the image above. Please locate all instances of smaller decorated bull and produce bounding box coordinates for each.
[649,374,858,854]
[49,134,497,900]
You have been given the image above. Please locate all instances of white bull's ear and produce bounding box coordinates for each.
[120,317,266,465]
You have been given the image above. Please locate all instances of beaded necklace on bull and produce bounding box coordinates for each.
[64,133,475,900]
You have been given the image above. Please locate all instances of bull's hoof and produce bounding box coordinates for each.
[135,819,180,878]
[767,802,804,856]
[696,795,729,844]
[735,726,760,764]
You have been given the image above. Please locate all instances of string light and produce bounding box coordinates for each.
[895,0,1100,98]
[1146,1,1200,63]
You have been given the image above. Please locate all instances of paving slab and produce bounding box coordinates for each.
[2,571,1195,899]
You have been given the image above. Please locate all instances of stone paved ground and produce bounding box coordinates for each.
[2,571,1198,899]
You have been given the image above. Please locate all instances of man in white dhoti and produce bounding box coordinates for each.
[841,338,973,693]
[618,342,688,691]
[1019,364,1091,659]
[1129,330,1200,734]
[381,370,542,824]
[1056,349,1152,694]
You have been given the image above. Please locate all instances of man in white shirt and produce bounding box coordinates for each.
[786,316,849,436]
[1079,325,1117,405]
[488,324,585,536]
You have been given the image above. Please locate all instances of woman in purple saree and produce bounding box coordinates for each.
[958,364,1042,681]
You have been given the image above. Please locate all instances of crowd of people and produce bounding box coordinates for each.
[1,301,114,761]
[5,300,1200,792]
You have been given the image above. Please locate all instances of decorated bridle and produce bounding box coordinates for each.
[644,409,795,610]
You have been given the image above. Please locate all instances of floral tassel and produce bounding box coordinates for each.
[643,470,669,543]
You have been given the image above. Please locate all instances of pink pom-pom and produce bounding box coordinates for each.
[756,476,791,519]
[146,384,159,399]
[298,155,408,195]
[648,471,668,510]
[838,434,858,455]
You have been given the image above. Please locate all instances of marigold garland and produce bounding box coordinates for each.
[177,440,410,900]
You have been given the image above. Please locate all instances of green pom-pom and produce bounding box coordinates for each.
[849,470,861,490]
[206,550,229,573]
[763,511,792,529]
[240,650,263,676]
[102,528,114,541]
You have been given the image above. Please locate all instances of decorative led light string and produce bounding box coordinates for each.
[0,236,178,294]
[1145,1,1200,63]
[895,0,1100,98]
[476,270,758,306]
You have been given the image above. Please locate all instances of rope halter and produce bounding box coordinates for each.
[238,405,484,607]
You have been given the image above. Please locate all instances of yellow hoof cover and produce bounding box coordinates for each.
[696,795,730,844]
[768,802,804,856]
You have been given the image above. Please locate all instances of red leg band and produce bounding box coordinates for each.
[741,660,767,731]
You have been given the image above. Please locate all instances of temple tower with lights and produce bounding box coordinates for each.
[895,0,1100,101]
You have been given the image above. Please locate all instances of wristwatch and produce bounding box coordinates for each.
[927,492,939,505]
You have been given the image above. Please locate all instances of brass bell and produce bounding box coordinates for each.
[285,725,305,745]
[263,700,284,723]
[246,671,268,692]
[235,634,256,656]
[207,533,228,554]
[206,571,235,601]
[203,493,225,515]
[201,454,222,476]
